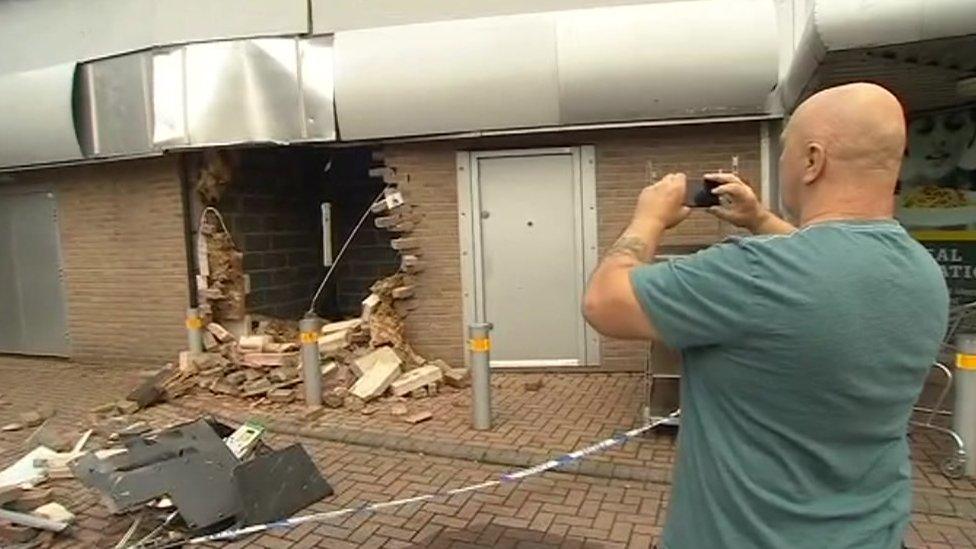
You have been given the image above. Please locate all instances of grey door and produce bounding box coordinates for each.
[0,190,69,355]
[474,151,586,366]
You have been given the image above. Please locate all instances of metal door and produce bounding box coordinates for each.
[0,190,69,355]
[469,149,595,367]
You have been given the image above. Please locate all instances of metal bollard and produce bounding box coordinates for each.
[955,334,976,476]
[299,314,324,407]
[186,307,204,354]
[469,323,493,430]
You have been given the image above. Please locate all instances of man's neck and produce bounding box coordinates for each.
[798,173,897,228]
[799,211,894,227]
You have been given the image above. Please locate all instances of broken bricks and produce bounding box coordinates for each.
[267,388,296,404]
[390,365,442,397]
[443,368,471,388]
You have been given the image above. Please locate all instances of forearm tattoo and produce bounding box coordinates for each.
[604,235,648,261]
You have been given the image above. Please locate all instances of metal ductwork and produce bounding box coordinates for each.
[0,64,83,167]
[74,53,154,159]
[1,36,337,170]
[152,36,337,148]
[781,0,976,110]
[333,0,780,140]
[3,0,781,169]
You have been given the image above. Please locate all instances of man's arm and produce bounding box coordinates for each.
[582,173,690,340]
[704,173,796,235]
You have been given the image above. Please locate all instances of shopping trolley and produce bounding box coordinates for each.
[909,300,976,478]
[642,341,681,428]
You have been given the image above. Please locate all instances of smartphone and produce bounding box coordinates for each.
[685,178,722,208]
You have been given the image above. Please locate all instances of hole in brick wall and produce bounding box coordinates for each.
[214,146,398,321]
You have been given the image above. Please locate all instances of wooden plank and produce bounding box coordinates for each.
[351,346,400,378]
[349,354,402,401]
[390,365,443,397]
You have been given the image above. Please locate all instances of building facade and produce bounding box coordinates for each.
[0,0,973,370]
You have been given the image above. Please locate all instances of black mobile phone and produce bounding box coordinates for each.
[685,178,722,208]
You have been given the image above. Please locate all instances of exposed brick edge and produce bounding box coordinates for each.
[170,401,671,485]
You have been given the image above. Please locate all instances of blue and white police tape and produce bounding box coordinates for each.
[143,410,680,548]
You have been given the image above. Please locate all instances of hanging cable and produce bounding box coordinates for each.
[306,189,387,316]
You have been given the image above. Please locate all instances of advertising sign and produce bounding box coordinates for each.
[895,105,976,303]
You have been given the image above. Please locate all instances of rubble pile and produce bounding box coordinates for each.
[154,150,471,417]
[198,212,246,321]
[157,273,469,412]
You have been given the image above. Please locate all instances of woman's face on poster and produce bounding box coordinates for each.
[908,111,976,180]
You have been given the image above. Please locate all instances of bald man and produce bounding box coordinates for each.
[583,82,948,548]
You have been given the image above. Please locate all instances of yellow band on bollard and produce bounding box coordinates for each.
[957,353,976,370]
[186,317,203,330]
[300,331,319,344]
[470,338,491,353]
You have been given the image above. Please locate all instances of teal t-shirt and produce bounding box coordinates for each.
[630,220,948,549]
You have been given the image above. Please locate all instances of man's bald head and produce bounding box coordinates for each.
[779,83,907,224]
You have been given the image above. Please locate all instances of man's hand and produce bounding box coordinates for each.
[704,173,796,235]
[632,173,693,232]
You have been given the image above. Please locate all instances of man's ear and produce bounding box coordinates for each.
[803,142,826,185]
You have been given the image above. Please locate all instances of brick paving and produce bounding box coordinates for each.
[1,356,975,548]
[176,370,675,480]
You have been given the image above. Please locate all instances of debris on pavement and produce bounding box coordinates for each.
[524,378,545,392]
[0,446,58,488]
[402,410,433,424]
[71,417,332,537]
[4,488,53,512]
[232,444,332,526]
[31,502,74,525]
[224,420,265,460]
[71,419,246,530]
[0,507,70,532]
[24,421,73,453]
[136,272,470,420]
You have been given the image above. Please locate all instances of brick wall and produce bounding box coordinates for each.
[383,144,465,366]
[385,122,762,371]
[594,123,761,371]
[16,156,190,365]
[217,149,326,319]
[213,147,399,320]
[324,150,400,317]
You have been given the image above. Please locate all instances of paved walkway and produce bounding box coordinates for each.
[0,356,974,548]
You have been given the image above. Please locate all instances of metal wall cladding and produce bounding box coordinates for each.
[333,0,780,140]
[74,53,154,158]
[0,190,70,356]
[0,63,82,167]
[153,37,337,149]
[556,0,780,124]
[0,0,309,75]
[334,13,562,140]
